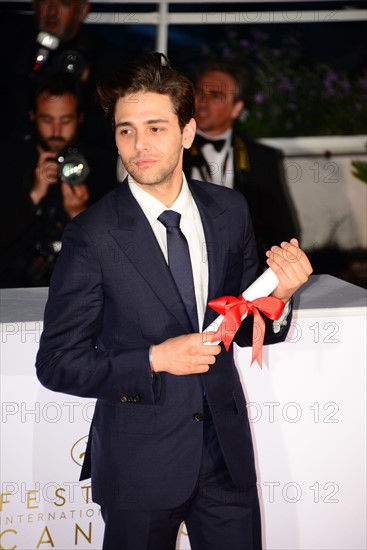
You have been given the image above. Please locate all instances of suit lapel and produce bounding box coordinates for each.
[109,183,194,331]
[109,180,230,333]
[188,181,229,329]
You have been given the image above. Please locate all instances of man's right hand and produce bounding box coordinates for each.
[30,151,59,205]
[151,334,221,375]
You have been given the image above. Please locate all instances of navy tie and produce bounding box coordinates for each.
[158,210,199,332]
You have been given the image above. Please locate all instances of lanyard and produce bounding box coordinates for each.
[198,150,230,185]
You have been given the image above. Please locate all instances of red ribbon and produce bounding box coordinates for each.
[208,294,285,368]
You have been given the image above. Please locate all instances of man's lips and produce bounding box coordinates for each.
[134,158,157,167]
[195,111,209,120]
[43,20,60,32]
[44,18,60,26]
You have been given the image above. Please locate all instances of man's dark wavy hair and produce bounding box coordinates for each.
[97,52,195,131]
[30,72,83,114]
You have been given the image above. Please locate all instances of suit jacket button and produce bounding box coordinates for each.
[133,395,140,402]
[193,412,204,422]
[120,396,128,403]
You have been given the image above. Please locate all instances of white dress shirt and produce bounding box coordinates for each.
[191,128,234,189]
[128,174,208,331]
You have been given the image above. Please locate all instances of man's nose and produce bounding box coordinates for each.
[196,91,207,105]
[134,131,150,151]
[196,90,213,109]
[46,1,60,17]
[51,120,62,135]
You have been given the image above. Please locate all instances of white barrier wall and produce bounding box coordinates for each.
[1,328,102,549]
[283,155,367,250]
[260,135,367,251]
[235,310,366,550]
[1,275,366,550]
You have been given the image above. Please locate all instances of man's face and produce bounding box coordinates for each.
[114,92,195,195]
[195,70,244,136]
[34,0,90,41]
[31,91,81,153]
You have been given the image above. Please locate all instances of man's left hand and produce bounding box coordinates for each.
[266,238,313,303]
[61,182,90,219]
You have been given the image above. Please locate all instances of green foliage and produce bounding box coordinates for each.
[352,159,367,183]
[200,28,367,138]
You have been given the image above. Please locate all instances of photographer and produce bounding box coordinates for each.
[0,0,122,150]
[0,73,118,288]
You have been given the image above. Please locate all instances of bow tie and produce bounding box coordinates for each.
[195,134,226,153]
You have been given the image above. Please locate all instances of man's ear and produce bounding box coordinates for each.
[182,118,197,149]
[80,2,91,22]
[232,100,245,121]
[81,66,90,84]
[29,110,35,122]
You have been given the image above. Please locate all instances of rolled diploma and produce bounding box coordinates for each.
[203,267,279,345]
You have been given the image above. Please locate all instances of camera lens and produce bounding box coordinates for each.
[58,152,90,185]
[57,50,85,78]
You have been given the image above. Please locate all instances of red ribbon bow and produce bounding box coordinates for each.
[208,294,285,368]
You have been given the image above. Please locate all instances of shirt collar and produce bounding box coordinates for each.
[196,128,232,143]
[128,172,193,225]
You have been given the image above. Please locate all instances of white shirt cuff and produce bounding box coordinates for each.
[272,300,291,334]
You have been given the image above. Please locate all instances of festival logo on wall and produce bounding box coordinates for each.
[1,427,103,549]
[71,435,89,467]
[1,347,104,550]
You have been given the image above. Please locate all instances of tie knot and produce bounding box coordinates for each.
[158,210,181,229]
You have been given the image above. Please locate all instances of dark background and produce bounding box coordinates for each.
[1,2,366,77]
[1,1,366,288]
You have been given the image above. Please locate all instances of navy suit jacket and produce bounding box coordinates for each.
[36,178,291,510]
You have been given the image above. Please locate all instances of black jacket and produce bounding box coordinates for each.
[184,128,301,268]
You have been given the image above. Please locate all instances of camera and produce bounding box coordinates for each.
[57,149,90,185]
[33,33,86,80]
[33,32,60,72]
[56,50,87,79]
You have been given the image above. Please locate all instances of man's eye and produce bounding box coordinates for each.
[212,92,225,101]
[151,127,162,133]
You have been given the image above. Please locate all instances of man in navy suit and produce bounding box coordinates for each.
[36,53,312,549]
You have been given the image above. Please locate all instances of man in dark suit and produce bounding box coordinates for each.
[183,61,301,268]
[36,53,312,549]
